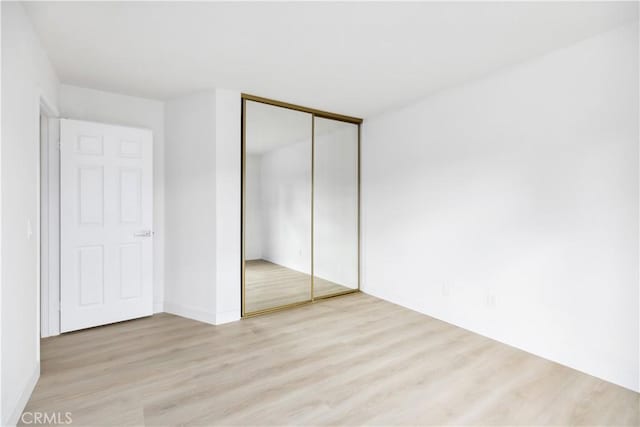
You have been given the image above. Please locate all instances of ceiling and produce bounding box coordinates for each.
[25,2,638,118]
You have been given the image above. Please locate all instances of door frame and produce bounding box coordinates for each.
[39,96,60,338]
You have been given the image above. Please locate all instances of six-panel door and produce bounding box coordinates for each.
[60,119,153,333]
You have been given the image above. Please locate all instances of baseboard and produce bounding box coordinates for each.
[215,309,241,325]
[163,302,216,325]
[5,362,40,427]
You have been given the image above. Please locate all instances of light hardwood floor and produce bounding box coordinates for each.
[245,259,352,313]
[22,292,639,426]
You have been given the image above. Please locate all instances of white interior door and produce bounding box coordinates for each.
[60,119,153,333]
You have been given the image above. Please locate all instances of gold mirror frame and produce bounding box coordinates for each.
[241,94,363,317]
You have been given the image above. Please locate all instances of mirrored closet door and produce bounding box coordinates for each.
[243,100,312,314]
[313,117,359,298]
[242,95,361,316]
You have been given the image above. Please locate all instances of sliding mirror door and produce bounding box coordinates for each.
[243,100,313,314]
[313,117,359,297]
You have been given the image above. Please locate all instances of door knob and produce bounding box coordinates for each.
[133,230,153,237]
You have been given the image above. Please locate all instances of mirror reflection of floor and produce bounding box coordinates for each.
[245,260,353,313]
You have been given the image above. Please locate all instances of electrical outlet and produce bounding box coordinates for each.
[485,293,496,308]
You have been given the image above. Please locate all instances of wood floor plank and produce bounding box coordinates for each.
[20,293,639,426]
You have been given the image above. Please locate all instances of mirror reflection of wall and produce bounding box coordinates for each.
[244,100,312,313]
[313,117,359,297]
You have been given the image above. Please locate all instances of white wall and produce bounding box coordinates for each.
[1,2,59,425]
[215,89,242,324]
[164,91,217,323]
[260,139,312,274]
[58,84,166,314]
[213,89,241,324]
[164,89,241,325]
[362,22,639,392]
